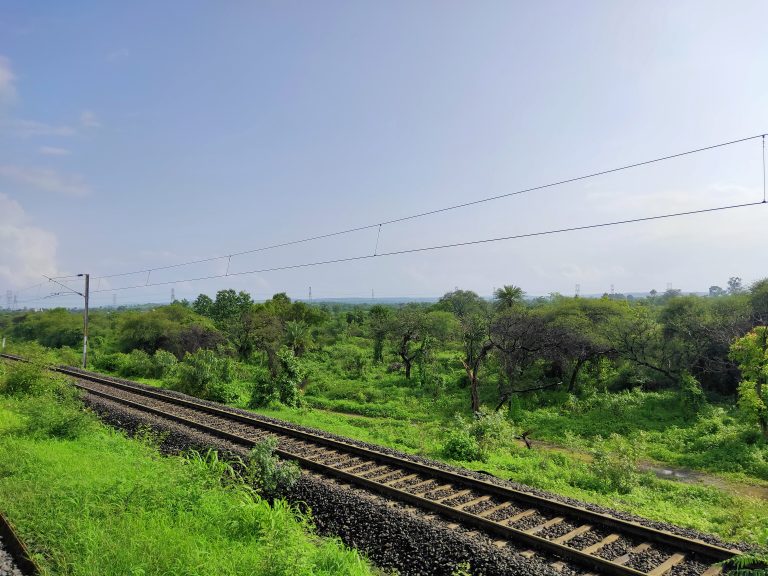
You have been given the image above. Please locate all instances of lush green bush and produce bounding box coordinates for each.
[442,410,515,462]
[174,349,236,402]
[588,434,640,494]
[117,349,156,378]
[251,347,305,408]
[679,372,707,416]
[1,361,56,397]
[20,395,95,439]
[244,437,301,499]
[443,428,482,461]
[153,349,178,378]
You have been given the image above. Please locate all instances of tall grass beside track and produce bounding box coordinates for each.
[0,360,377,576]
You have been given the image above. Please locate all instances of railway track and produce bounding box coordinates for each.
[1,353,740,576]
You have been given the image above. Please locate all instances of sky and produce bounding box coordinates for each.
[1,1,768,307]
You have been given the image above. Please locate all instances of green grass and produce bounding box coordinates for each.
[7,339,768,545]
[0,393,377,575]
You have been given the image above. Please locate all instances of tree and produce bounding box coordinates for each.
[211,289,253,325]
[543,298,620,392]
[192,294,214,317]
[368,305,390,363]
[493,285,525,310]
[729,327,768,439]
[249,306,284,376]
[437,289,492,412]
[387,305,455,380]
[490,309,565,409]
[459,312,494,413]
[436,289,486,320]
[749,278,768,325]
[285,320,311,356]
[728,276,744,295]
[709,286,726,297]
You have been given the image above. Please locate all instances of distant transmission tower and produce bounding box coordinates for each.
[371,288,375,300]
[171,288,176,302]
[308,286,312,302]
[112,294,117,307]
[5,290,11,310]
[575,284,580,297]
[666,282,673,291]
[610,284,615,295]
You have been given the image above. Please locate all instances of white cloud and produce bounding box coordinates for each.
[0,165,90,197]
[6,118,76,137]
[105,48,130,62]
[80,110,101,128]
[0,56,16,102]
[0,192,59,289]
[39,146,71,156]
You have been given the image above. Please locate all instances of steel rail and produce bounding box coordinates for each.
[1,354,739,575]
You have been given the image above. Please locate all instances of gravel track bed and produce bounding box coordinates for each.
[510,512,550,531]
[595,537,633,560]
[626,548,670,572]
[487,503,525,522]
[361,466,394,479]
[424,488,455,501]
[403,479,440,494]
[669,559,709,576]
[566,529,609,550]
[464,498,499,515]
[374,470,409,483]
[443,492,479,507]
[539,521,577,540]
[63,367,750,551]
[346,462,378,474]
[390,475,428,489]
[82,392,566,576]
[0,537,23,576]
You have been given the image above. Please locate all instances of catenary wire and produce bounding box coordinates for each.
[48,132,766,283]
[77,200,764,295]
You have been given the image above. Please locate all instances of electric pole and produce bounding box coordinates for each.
[43,274,89,367]
[79,274,89,368]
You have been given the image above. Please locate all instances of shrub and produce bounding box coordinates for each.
[117,349,155,378]
[91,352,123,373]
[20,395,94,439]
[174,349,235,403]
[442,410,515,462]
[153,349,178,378]
[250,348,305,408]
[589,434,640,494]
[244,437,301,499]
[1,361,55,397]
[679,372,707,416]
[443,428,482,461]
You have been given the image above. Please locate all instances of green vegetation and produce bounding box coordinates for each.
[3,279,768,546]
[0,363,376,576]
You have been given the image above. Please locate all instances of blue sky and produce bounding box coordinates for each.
[1,1,767,306]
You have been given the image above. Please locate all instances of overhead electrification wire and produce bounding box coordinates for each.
[48,132,766,283]
[82,200,764,295]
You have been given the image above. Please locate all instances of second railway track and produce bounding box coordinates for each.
[0,353,741,576]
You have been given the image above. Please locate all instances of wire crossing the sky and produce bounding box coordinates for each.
[7,132,766,305]
[47,132,766,284]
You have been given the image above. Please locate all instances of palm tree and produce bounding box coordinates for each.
[285,320,311,356]
[493,285,525,310]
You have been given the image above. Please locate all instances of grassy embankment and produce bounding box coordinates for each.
[8,340,768,546]
[0,361,378,576]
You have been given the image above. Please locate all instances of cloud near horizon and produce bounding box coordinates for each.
[0,192,59,289]
[0,164,90,196]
